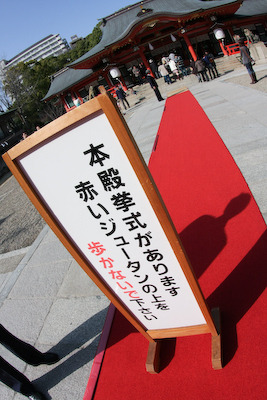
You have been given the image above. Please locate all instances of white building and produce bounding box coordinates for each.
[2,34,69,70]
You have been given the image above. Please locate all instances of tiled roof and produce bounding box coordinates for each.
[44,0,266,100]
[0,109,17,119]
[70,0,241,67]
[42,67,93,100]
[235,0,267,17]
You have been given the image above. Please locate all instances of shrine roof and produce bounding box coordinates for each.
[70,0,241,68]
[235,0,267,17]
[43,0,266,101]
[42,68,93,100]
[0,109,17,120]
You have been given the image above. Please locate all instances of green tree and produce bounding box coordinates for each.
[3,60,64,131]
[67,23,102,62]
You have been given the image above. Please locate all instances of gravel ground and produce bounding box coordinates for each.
[0,174,46,253]
[224,68,267,93]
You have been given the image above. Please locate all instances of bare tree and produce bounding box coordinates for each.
[0,80,12,111]
[2,63,31,125]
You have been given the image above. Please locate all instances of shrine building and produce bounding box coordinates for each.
[43,0,267,112]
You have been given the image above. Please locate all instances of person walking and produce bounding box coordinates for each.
[168,59,180,80]
[158,62,172,84]
[132,65,143,85]
[195,57,209,82]
[145,69,164,101]
[238,38,258,84]
[176,55,188,77]
[203,52,216,80]
[189,59,201,82]
[149,58,160,79]
[207,52,220,78]
[115,84,130,110]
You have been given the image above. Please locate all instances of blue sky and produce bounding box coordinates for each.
[1,0,132,60]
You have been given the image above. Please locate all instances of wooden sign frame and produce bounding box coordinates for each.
[3,93,222,372]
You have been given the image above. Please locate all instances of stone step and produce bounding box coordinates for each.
[215,55,243,73]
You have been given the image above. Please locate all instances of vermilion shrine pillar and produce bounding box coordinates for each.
[219,40,229,56]
[182,33,197,61]
[139,48,153,76]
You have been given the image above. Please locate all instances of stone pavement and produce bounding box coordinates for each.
[0,61,266,399]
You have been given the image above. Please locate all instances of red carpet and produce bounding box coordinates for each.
[86,91,267,400]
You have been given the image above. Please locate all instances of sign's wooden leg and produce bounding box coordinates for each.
[211,308,223,369]
[146,340,161,374]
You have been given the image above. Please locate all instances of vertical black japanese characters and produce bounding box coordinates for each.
[74,142,180,324]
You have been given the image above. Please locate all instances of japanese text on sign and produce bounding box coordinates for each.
[18,112,206,330]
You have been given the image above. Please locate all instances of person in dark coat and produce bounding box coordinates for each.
[189,59,201,81]
[115,84,130,110]
[195,57,209,82]
[0,324,59,399]
[145,69,164,101]
[203,51,219,79]
[238,38,258,84]
[149,58,160,79]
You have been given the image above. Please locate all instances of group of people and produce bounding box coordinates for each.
[190,52,219,83]
[130,49,220,89]
[158,52,188,83]
[146,50,219,86]
[131,52,188,87]
[114,68,164,108]
[131,62,147,85]
[116,38,258,109]
[116,50,218,106]
[191,40,258,85]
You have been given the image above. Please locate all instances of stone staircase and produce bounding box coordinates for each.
[214,54,243,74]
[215,42,267,74]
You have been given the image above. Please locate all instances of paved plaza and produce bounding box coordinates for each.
[0,61,266,399]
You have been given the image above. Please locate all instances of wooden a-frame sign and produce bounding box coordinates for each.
[3,93,222,373]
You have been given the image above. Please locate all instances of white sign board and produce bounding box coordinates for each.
[17,110,206,330]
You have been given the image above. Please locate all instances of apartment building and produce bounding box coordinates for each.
[2,34,69,70]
